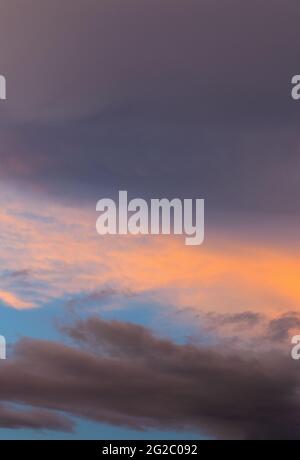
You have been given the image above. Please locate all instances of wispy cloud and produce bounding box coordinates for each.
[0,290,35,310]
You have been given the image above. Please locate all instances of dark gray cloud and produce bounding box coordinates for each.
[4,269,31,279]
[267,312,300,342]
[0,403,73,431]
[0,1,299,214]
[66,287,135,312]
[0,0,298,122]
[0,316,299,439]
[202,311,263,329]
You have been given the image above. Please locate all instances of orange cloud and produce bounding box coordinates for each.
[0,185,299,319]
[0,289,35,309]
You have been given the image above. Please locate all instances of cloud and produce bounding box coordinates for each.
[66,287,135,312]
[204,311,263,328]
[190,310,300,350]
[4,269,31,279]
[0,0,298,123]
[0,316,299,439]
[0,403,73,432]
[0,1,299,214]
[0,290,35,310]
[0,0,299,440]
[267,312,300,342]
[1,187,300,318]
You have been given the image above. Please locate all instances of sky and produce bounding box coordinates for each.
[0,0,300,440]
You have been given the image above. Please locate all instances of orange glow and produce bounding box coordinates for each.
[0,193,299,318]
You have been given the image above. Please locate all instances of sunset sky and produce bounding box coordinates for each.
[0,0,300,440]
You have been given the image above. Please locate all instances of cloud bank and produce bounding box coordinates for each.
[0,316,299,439]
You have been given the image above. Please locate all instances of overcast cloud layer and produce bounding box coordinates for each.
[0,1,299,213]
